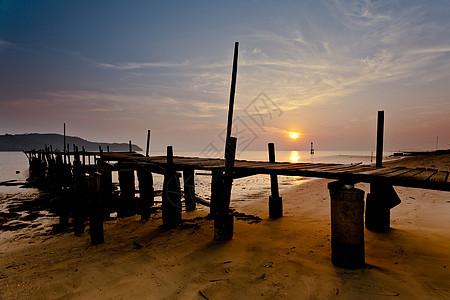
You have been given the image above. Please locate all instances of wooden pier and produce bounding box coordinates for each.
[21,42,450,269]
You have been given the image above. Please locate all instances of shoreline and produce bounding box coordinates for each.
[0,153,449,298]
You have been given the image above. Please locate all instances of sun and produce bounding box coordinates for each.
[289,132,300,139]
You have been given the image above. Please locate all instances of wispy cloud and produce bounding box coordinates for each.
[0,38,13,50]
[92,59,192,70]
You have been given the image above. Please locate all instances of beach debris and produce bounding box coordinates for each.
[222,261,232,264]
[133,241,143,249]
[231,210,262,224]
[264,262,273,268]
[199,290,209,300]
[209,279,223,282]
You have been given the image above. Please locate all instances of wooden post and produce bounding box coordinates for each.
[63,123,66,164]
[210,169,223,218]
[146,130,151,157]
[100,169,113,216]
[107,145,110,152]
[376,111,384,168]
[328,181,365,269]
[118,170,136,217]
[365,181,401,232]
[66,143,71,165]
[268,143,282,218]
[137,169,154,220]
[82,147,86,165]
[214,137,236,241]
[129,140,132,152]
[73,168,86,236]
[162,146,182,227]
[87,173,104,245]
[183,168,196,211]
[225,42,239,143]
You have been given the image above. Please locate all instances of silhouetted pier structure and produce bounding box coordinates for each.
[22,42,450,269]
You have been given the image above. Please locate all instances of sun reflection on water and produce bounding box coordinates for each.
[289,151,300,163]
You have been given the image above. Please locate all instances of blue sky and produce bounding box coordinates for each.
[1,0,449,152]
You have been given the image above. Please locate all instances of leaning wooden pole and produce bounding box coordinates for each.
[63,122,66,164]
[225,41,239,144]
[376,111,384,168]
[145,129,151,157]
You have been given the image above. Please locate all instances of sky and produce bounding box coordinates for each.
[1,0,449,154]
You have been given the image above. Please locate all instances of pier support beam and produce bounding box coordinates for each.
[137,169,154,220]
[328,181,365,269]
[365,181,401,232]
[87,173,104,245]
[214,137,237,241]
[162,146,182,228]
[100,169,113,217]
[210,169,222,217]
[183,168,196,211]
[118,170,136,217]
[268,143,282,219]
[73,169,86,236]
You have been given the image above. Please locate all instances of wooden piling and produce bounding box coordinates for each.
[146,129,151,157]
[183,168,196,211]
[73,167,86,235]
[129,140,132,152]
[63,123,66,164]
[118,170,136,217]
[100,169,113,216]
[225,42,239,142]
[214,137,236,241]
[268,143,282,219]
[365,181,401,232]
[376,111,384,168]
[210,169,223,217]
[162,146,182,227]
[137,169,154,220]
[328,181,365,269]
[87,173,104,245]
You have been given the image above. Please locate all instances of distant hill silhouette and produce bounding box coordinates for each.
[0,133,142,152]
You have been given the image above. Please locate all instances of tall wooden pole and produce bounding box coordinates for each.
[146,130,151,157]
[225,42,239,146]
[63,123,66,164]
[376,111,384,168]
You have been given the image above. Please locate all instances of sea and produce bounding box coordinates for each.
[0,150,393,239]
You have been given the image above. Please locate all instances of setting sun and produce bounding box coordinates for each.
[289,132,300,139]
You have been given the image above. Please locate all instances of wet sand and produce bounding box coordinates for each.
[0,154,449,299]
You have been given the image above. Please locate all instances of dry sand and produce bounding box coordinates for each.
[0,154,449,299]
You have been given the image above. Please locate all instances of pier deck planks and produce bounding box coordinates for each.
[25,150,450,191]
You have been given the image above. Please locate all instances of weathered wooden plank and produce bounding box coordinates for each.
[428,171,449,183]
[409,169,438,181]
[357,167,405,176]
[394,168,426,179]
[379,167,410,178]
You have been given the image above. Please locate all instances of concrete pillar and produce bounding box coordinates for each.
[329,181,365,269]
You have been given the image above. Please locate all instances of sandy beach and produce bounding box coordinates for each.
[0,154,449,299]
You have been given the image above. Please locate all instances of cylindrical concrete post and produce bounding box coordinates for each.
[329,182,365,269]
